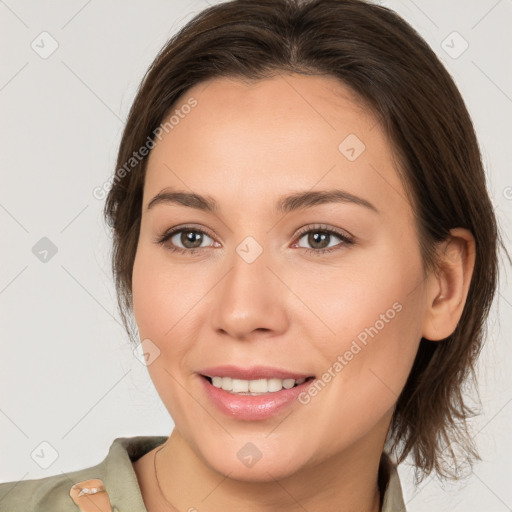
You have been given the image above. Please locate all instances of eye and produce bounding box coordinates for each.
[292,224,354,255]
[154,223,354,256]
[154,225,218,255]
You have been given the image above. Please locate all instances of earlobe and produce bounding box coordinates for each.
[422,228,476,341]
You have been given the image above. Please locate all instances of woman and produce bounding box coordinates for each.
[0,0,506,511]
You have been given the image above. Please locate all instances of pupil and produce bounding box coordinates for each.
[309,232,328,249]
[183,231,202,248]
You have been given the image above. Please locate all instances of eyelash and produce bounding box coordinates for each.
[154,224,355,256]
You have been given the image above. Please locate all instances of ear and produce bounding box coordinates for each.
[422,228,476,341]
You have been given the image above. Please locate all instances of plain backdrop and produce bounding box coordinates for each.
[1,0,511,510]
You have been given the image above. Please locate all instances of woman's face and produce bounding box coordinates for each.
[132,73,428,480]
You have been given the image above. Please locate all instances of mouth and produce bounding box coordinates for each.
[197,366,317,420]
[200,375,316,395]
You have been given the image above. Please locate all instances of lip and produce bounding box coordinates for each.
[198,366,315,421]
[199,365,312,381]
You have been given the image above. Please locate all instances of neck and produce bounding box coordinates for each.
[149,429,385,512]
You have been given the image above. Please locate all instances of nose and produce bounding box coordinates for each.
[209,242,290,341]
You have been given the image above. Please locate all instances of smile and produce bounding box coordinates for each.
[204,376,310,395]
[198,366,316,420]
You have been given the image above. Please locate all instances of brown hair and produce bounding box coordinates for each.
[103,0,508,482]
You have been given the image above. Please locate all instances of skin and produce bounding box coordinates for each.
[69,479,111,512]
[130,73,475,512]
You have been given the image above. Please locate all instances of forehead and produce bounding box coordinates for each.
[190,73,370,118]
[143,73,410,222]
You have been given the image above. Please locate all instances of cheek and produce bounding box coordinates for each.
[131,244,213,376]
[293,282,423,453]
[132,249,163,339]
[294,242,425,411]
[132,245,194,339]
[293,243,423,352]
[132,247,201,420]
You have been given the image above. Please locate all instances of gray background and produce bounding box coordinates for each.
[0,0,511,510]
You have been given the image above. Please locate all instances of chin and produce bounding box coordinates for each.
[210,457,305,483]
[195,436,313,483]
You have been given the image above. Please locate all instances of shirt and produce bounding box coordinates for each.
[0,435,407,511]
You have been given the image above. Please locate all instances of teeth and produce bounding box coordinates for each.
[268,378,283,392]
[248,379,267,393]
[282,378,295,389]
[209,376,308,394]
[221,377,233,391]
[232,379,249,393]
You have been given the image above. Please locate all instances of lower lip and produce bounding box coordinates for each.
[200,376,314,421]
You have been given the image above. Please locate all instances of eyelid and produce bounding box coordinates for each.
[154,223,217,245]
[294,223,354,241]
[155,223,355,255]
[291,224,355,255]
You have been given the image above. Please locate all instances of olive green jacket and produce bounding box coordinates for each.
[0,436,406,511]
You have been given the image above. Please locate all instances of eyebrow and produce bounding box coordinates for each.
[147,187,379,215]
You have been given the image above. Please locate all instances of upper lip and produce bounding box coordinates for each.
[199,365,314,380]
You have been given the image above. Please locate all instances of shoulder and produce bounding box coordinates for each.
[0,461,103,512]
[0,435,167,512]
